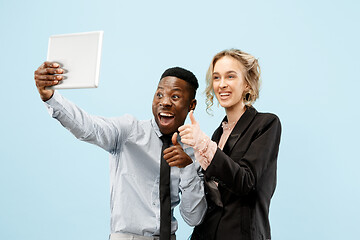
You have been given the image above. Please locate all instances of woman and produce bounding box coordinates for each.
[179,49,281,240]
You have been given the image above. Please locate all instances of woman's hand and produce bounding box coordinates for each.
[179,111,217,170]
[178,110,200,147]
[178,111,209,151]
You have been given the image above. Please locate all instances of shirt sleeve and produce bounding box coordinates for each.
[178,159,207,226]
[44,91,134,153]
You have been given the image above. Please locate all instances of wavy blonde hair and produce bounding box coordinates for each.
[205,49,261,113]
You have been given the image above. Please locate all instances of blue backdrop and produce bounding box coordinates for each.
[1,0,359,239]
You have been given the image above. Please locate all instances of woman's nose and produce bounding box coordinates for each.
[219,78,228,88]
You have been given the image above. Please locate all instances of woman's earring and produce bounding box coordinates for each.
[243,92,251,103]
[245,92,251,101]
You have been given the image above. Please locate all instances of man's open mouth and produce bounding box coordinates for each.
[158,112,175,125]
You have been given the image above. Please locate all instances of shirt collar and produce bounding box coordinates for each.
[150,118,189,149]
[151,118,162,138]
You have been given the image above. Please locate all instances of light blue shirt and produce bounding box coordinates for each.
[44,91,206,236]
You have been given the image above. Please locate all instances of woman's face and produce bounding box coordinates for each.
[212,56,248,111]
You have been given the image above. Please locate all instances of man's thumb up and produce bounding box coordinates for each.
[172,132,181,146]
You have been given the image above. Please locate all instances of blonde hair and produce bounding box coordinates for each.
[205,49,261,113]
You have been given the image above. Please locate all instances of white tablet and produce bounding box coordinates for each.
[47,31,104,89]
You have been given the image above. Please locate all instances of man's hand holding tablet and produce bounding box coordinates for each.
[34,61,63,101]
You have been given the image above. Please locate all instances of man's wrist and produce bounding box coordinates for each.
[41,91,55,102]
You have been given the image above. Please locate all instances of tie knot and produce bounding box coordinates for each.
[160,134,172,145]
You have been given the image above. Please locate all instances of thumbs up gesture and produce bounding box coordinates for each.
[163,132,193,168]
[178,110,204,147]
[179,111,216,170]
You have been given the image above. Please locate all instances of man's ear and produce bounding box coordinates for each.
[189,99,197,111]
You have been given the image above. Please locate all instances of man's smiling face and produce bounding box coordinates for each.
[152,76,196,135]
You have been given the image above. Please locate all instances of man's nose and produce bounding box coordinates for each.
[160,96,172,107]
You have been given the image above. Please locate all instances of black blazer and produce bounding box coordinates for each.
[191,107,281,240]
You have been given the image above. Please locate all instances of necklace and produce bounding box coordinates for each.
[221,121,237,131]
[223,107,246,131]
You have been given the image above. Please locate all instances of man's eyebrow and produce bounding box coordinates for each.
[172,88,183,92]
[156,87,184,92]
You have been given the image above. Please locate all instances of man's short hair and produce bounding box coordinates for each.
[161,67,199,99]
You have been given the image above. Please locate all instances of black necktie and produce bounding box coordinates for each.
[160,135,172,240]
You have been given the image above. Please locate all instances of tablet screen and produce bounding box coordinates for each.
[47,31,103,89]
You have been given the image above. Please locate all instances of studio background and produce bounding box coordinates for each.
[1,0,359,239]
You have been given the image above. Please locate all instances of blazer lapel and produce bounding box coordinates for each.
[223,107,257,154]
[211,121,223,144]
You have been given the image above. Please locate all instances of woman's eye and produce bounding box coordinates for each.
[213,76,220,80]
[228,75,235,79]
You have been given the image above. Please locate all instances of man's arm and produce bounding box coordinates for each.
[46,91,134,153]
[34,61,133,153]
[178,161,207,226]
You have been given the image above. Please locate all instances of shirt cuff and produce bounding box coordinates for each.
[43,91,62,116]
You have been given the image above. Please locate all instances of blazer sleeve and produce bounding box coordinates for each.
[204,114,281,195]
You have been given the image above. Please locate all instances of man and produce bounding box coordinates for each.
[34,62,207,240]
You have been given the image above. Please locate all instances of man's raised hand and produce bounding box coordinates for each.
[34,62,64,101]
[163,132,193,168]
